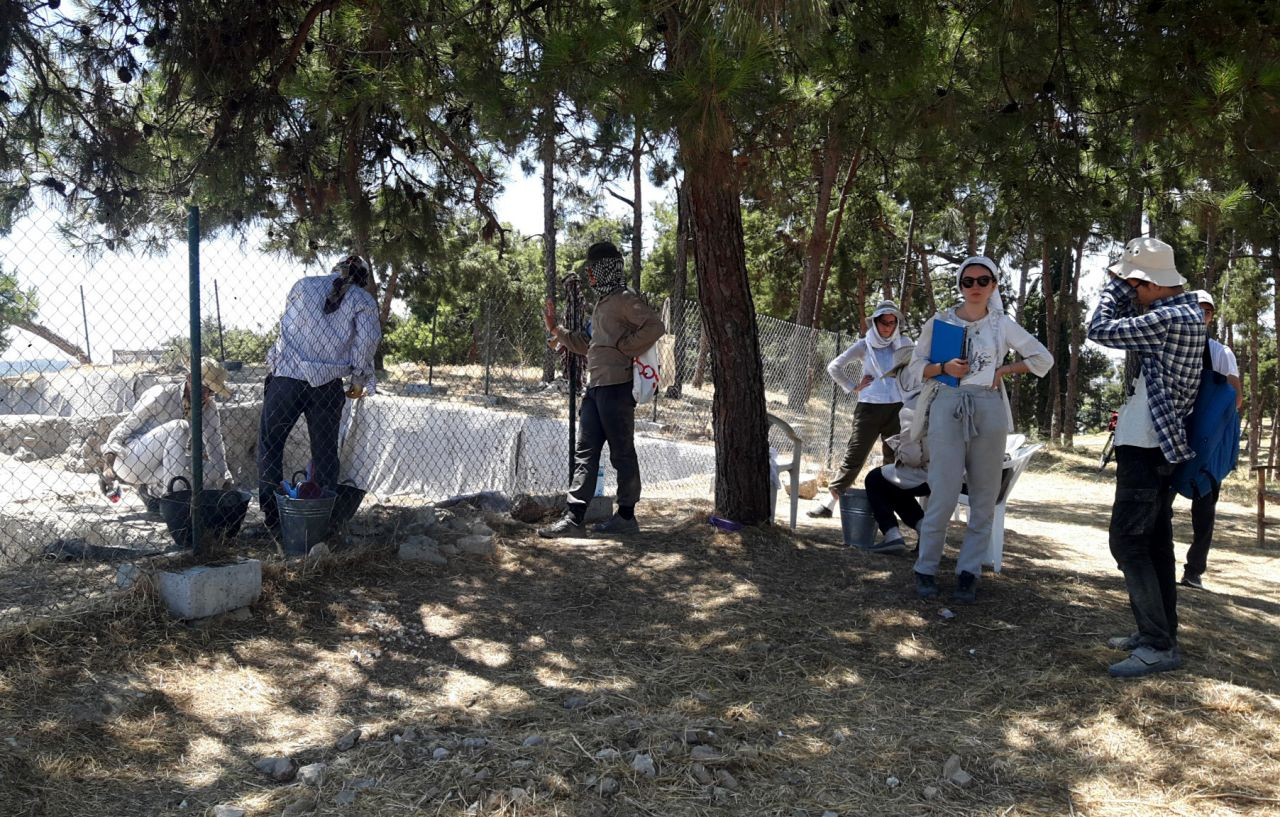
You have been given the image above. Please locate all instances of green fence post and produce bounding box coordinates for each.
[188,205,204,557]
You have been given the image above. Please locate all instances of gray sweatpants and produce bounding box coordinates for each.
[914,385,1008,577]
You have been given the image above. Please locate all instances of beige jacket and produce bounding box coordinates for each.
[554,289,666,388]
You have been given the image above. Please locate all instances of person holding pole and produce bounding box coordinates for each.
[538,241,665,538]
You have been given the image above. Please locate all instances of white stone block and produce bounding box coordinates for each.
[155,559,262,620]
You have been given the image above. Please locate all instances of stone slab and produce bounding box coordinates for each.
[155,559,261,620]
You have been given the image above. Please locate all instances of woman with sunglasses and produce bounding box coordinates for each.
[808,300,913,523]
[905,256,1053,602]
[255,255,381,535]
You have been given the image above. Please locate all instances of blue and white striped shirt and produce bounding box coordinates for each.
[1087,277,1205,463]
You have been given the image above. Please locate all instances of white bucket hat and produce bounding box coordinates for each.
[1192,290,1215,309]
[1109,237,1186,286]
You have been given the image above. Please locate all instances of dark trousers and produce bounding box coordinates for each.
[830,402,901,494]
[566,382,640,519]
[1109,445,1179,650]
[864,466,930,533]
[1185,483,1221,577]
[257,376,344,527]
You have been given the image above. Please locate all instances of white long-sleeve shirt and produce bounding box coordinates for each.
[104,383,231,483]
[826,336,913,403]
[267,275,382,389]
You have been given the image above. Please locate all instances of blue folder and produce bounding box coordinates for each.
[929,320,967,387]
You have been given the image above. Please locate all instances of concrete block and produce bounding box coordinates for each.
[155,559,262,620]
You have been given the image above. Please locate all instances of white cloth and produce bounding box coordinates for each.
[1115,372,1161,449]
[267,275,382,390]
[104,383,231,494]
[827,335,912,403]
[905,307,1054,441]
[1208,339,1239,378]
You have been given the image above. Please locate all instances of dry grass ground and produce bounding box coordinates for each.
[1,450,1278,817]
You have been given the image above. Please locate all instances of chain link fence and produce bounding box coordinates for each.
[0,205,861,632]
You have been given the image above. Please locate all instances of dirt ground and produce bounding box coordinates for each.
[1,448,1278,817]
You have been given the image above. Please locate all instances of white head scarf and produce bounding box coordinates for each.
[956,256,1005,315]
[867,300,904,349]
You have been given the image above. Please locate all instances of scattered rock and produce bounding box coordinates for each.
[473,768,491,781]
[457,534,496,556]
[596,776,620,796]
[398,536,447,565]
[253,756,296,782]
[886,775,900,788]
[396,726,418,743]
[563,695,590,710]
[923,785,940,799]
[710,786,732,804]
[433,747,451,761]
[690,764,714,785]
[115,563,146,590]
[821,811,839,817]
[297,762,327,787]
[510,493,564,523]
[716,769,741,790]
[281,795,316,817]
[469,519,493,535]
[461,737,489,750]
[350,778,376,790]
[508,787,529,804]
[438,542,460,556]
[512,759,535,771]
[521,735,546,747]
[690,745,722,762]
[942,754,973,786]
[594,748,621,761]
[830,728,848,745]
[335,728,362,751]
[213,806,245,817]
[631,753,656,777]
[335,789,357,807]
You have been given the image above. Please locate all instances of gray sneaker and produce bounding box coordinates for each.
[862,536,906,554]
[1107,632,1141,651]
[538,516,585,538]
[592,514,640,535]
[1108,645,1183,678]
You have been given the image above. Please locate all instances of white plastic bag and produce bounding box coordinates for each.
[632,344,660,405]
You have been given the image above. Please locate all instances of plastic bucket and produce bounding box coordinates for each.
[158,476,252,549]
[839,489,878,548]
[275,490,336,555]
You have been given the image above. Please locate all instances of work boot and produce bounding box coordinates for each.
[1108,645,1183,678]
[952,570,979,604]
[592,514,640,535]
[538,515,585,538]
[914,571,939,599]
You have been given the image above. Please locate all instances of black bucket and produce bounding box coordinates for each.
[157,476,253,549]
[329,481,367,534]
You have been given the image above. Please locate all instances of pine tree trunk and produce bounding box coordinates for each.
[540,107,558,383]
[1041,238,1060,443]
[1011,238,1031,430]
[1248,319,1261,468]
[1063,236,1085,448]
[13,320,90,365]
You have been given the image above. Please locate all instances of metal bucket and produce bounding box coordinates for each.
[275,490,336,556]
[158,476,253,549]
[839,489,878,548]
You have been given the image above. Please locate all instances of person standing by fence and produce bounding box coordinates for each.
[1087,237,1204,678]
[538,241,665,538]
[906,256,1053,603]
[254,255,380,535]
[807,301,912,519]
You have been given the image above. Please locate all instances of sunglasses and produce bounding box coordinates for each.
[960,275,994,289]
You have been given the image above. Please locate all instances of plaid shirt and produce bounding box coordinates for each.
[1087,277,1206,463]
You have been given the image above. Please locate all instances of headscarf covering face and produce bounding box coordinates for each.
[867,299,903,349]
[956,255,1004,314]
[324,255,372,315]
[584,241,627,298]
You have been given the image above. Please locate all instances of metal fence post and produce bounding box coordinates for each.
[187,205,204,556]
[483,291,493,396]
[826,330,840,469]
[427,297,439,387]
[214,279,227,361]
[79,285,91,362]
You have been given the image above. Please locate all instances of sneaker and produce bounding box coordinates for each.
[952,570,978,604]
[914,571,939,599]
[1107,632,1142,651]
[1180,572,1205,590]
[805,505,833,518]
[592,514,640,535]
[863,536,906,554]
[1108,645,1183,678]
[538,515,585,538]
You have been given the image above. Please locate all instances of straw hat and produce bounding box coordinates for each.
[200,357,233,398]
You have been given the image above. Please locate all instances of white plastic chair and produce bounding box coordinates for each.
[767,413,802,530]
[952,442,1043,572]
